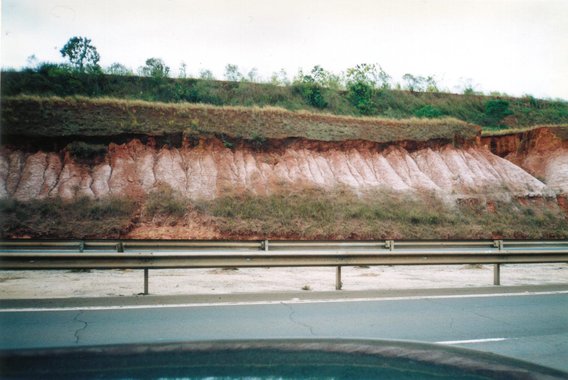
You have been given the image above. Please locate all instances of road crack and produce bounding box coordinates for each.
[281,302,316,336]
[471,310,515,327]
[73,311,88,344]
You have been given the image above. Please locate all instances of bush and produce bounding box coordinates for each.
[414,105,444,118]
[347,81,375,115]
[484,99,512,127]
[292,82,328,109]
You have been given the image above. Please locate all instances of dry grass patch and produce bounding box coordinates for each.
[2,95,479,144]
[0,196,138,239]
[481,124,568,138]
[196,189,568,240]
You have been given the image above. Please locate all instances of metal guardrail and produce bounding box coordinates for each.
[1,239,567,294]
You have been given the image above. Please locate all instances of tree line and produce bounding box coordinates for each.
[40,37,482,96]
[5,36,567,129]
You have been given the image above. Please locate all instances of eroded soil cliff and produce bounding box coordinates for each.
[481,127,568,195]
[0,137,550,202]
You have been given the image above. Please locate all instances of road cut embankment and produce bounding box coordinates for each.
[0,137,551,202]
[482,127,568,196]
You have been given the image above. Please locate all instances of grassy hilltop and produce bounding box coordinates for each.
[2,69,567,135]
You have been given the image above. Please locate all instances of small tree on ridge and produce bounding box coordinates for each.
[60,36,100,73]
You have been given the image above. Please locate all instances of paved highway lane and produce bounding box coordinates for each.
[1,287,567,372]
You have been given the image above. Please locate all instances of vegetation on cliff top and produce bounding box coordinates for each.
[1,95,479,144]
[2,68,567,133]
[481,124,568,139]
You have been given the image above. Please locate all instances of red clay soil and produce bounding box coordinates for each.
[0,136,548,202]
[481,127,568,195]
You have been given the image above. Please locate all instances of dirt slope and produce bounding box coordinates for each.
[482,127,568,194]
[0,138,547,202]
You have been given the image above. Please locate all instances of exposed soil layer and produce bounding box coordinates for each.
[0,137,547,202]
[481,127,568,194]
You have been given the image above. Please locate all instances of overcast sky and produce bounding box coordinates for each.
[1,0,567,99]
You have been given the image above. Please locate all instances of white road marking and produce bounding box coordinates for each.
[0,290,567,313]
[437,338,508,345]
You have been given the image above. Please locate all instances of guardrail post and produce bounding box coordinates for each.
[117,242,124,253]
[336,266,342,290]
[79,241,85,253]
[264,240,269,252]
[143,269,149,295]
[493,240,503,286]
[493,264,500,286]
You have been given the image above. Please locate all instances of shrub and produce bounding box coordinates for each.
[347,81,375,115]
[484,99,512,127]
[414,105,444,118]
[292,81,328,109]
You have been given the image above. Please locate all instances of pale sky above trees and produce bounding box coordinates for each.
[1,0,567,99]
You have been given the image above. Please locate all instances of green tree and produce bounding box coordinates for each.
[270,69,290,86]
[345,64,388,114]
[60,36,100,73]
[246,67,260,82]
[25,54,39,69]
[139,58,170,78]
[347,63,390,89]
[178,62,187,79]
[402,74,438,92]
[292,67,328,109]
[402,74,424,92]
[105,62,132,76]
[310,65,327,84]
[199,69,215,80]
[458,78,479,95]
[224,64,243,81]
[425,76,439,92]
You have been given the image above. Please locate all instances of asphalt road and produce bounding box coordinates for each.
[1,286,567,372]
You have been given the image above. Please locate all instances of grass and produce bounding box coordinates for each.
[2,70,567,129]
[0,196,138,239]
[199,189,568,240]
[1,95,479,144]
[481,124,568,138]
[2,189,566,240]
[144,183,189,221]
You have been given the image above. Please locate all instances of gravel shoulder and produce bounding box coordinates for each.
[1,263,567,299]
